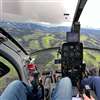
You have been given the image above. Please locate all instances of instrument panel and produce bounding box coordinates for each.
[61,42,83,85]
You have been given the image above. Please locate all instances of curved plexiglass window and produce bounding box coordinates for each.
[0,56,19,94]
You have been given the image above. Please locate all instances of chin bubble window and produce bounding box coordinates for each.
[0,56,19,94]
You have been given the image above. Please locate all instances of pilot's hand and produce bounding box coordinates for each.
[28,75,34,84]
[83,94,95,100]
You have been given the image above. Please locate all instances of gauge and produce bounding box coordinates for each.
[69,52,75,57]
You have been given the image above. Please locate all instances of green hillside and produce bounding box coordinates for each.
[14,31,100,71]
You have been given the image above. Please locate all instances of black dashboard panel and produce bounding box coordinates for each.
[61,42,83,85]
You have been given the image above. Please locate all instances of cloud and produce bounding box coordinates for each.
[1,0,77,24]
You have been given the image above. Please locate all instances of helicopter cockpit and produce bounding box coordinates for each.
[0,0,100,100]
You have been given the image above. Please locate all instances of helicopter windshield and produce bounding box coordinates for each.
[0,0,100,72]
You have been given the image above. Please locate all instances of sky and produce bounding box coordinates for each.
[79,0,100,28]
[0,0,100,28]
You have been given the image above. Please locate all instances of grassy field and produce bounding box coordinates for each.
[17,33,100,68]
[80,34,88,41]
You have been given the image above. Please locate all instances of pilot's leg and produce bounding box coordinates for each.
[0,80,28,100]
[51,77,72,100]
